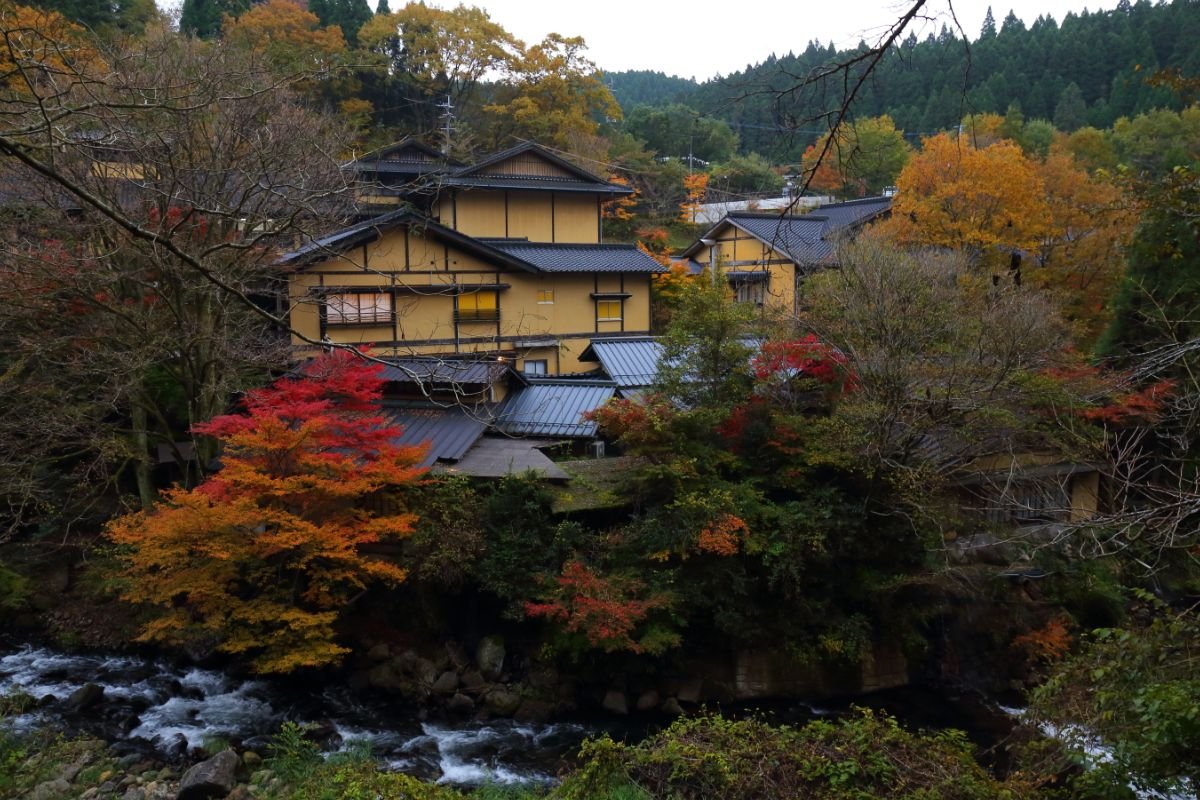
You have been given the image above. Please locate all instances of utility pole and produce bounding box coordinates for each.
[438,95,455,153]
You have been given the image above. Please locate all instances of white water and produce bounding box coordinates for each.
[1001,706,1193,800]
[0,645,591,785]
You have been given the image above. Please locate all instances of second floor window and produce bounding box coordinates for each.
[457,290,499,322]
[523,359,548,375]
[596,299,622,321]
[537,289,554,304]
[327,292,392,324]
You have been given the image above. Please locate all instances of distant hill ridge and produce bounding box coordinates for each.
[606,0,1200,159]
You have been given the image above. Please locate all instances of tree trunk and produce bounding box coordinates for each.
[131,394,155,510]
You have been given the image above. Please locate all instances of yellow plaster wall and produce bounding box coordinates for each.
[453,192,507,238]
[553,194,600,243]
[506,192,553,242]
[436,190,600,244]
[289,228,653,373]
[691,223,797,315]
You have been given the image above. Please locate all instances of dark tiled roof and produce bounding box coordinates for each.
[443,175,630,194]
[579,337,664,388]
[377,358,523,388]
[277,208,411,266]
[276,211,536,272]
[387,405,489,467]
[485,242,666,273]
[685,196,892,266]
[439,436,569,480]
[496,379,616,438]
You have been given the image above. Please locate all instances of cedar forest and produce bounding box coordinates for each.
[0,0,1199,798]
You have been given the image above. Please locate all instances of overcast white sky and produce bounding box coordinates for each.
[460,0,1124,81]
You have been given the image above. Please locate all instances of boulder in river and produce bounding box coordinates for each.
[601,690,628,716]
[483,688,521,716]
[476,636,505,680]
[65,682,105,712]
[447,693,475,715]
[432,671,459,694]
[177,750,239,800]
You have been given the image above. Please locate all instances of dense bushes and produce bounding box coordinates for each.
[556,711,1030,800]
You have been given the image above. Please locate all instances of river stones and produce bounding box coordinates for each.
[31,778,71,800]
[483,688,521,715]
[176,750,239,800]
[65,682,105,711]
[447,693,475,715]
[661,697,684,716]
[601,690,628,716]
[476,636,505,680]
[432,671,459,694]
[635,690,660,712]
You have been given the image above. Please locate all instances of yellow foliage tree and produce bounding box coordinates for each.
[0,4,105,93]
[223,0,346,65]
[483,34,620,151]
[679,172,708,224]
[882,132,1050,273]
[1033,145,1137,342]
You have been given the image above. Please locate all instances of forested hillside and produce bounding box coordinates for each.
[609,0,1200,159]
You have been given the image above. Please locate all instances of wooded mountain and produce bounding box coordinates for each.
[608,0,1200,160]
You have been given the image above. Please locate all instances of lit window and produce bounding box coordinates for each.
[523,359,548,375]
[596,299,622,321]
[537,289,554,304]
[327,292,392,324]
[457,291,499,322]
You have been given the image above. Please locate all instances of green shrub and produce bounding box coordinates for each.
[266,721,323,784]
[554,711,1029,800]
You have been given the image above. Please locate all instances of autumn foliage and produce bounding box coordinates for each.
[678,172,709,224]
[524,560,676,654]
[107,351,426,673]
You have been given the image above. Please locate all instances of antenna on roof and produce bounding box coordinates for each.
[438,95,455,153]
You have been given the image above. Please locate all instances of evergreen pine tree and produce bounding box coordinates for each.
[1054,82,1088,131]
[980,6,997,38]
[376,0,390,14]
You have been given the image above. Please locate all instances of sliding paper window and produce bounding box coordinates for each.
[457,291,499,321]
[327,292,392,324]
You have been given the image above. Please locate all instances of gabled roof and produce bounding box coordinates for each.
[682,196,892,266]
[579,337,664,388]
[352,137,463,174]
[483,241,666,274]
[276,210,537,273]
[387,405,489,467]
[496,379,616,438]
[447,142,632,195]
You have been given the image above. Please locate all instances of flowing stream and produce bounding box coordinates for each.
[0,643,595,786]
[12,640,1175,794]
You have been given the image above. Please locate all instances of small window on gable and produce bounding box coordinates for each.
[523,359,548,375]
[537,289,554,304]
[596,299,622,321]
[327,292,392,325]
[456,290,499,322]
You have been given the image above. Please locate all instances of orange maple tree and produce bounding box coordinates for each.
[679,172,709,224]
[882,132,1050,269]
[107,350,427,673]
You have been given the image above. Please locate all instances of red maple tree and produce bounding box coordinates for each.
[108,350,427,673]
